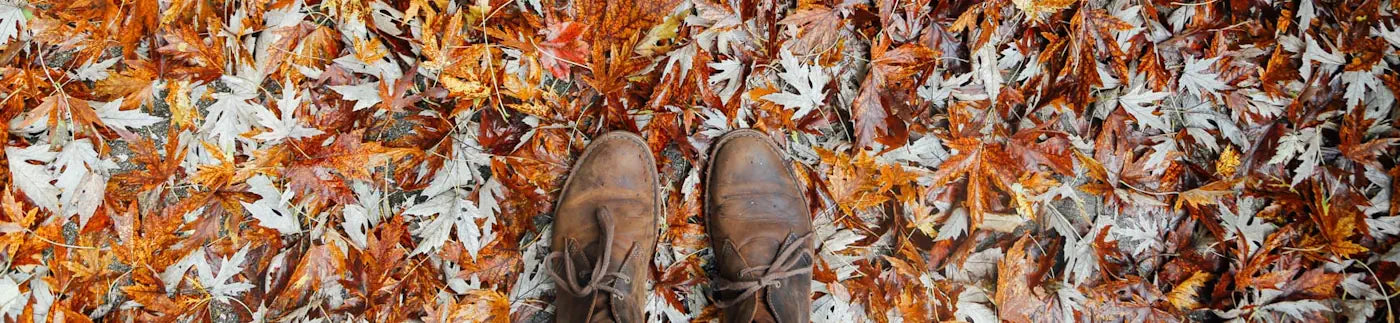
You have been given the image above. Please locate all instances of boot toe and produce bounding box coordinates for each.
[708,129,795,195]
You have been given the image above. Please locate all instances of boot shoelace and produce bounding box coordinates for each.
[544,208,638,306]
[713,231,814,308]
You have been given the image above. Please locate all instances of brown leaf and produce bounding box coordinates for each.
[779,5,846,55]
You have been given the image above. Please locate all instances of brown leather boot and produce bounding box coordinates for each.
[706,129,814,323]
[547,131,659,323]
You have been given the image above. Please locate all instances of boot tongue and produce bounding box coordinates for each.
[566,242,637,323]
[564,248,614,322]
[717,235,813,323]
[750,290,780,323]
[719,237,783,280]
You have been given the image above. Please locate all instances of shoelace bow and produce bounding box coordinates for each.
[713,231,814,308]
[545,208,638,303]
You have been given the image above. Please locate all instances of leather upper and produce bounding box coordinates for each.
[706,129,814,323]
[550,131,659,323]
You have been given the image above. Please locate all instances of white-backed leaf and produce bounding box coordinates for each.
[93,99,162,130]
[5,145,58,211]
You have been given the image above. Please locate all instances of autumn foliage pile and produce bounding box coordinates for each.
[0,0,1398,321]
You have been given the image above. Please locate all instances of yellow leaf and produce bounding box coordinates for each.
[1013,0,1077,20]
[166,80,198,129]
[1167,271,1211,310]
[1216,145,1241,177]
[1176,178,1241,210]
[441,74,490,100]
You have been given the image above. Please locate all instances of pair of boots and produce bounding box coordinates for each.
[547,129,813,323]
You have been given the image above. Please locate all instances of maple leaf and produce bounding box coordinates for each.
[92,99,161,130]
[1258,299,1331,321]
[508,226,554,309]
[1012,0,1076,20]
[68,57,119,82]
[200,77,263,150]
[193,245,254,304]
[422,132,492,198]
[156,26,226,80]
[282,131,418,205]
[1338,109,1398,169]
[572,0,680,47]
[1268,127,1324,186]
[761,49,829,120]
[928,137,1017,232]
[13,0,1400,319]
[5,145,58,212]
[332,82,383,111]
[280,243,347,298]
[239,175,301,235]
[1175,178,1240,210]
[252,84,323,143]
[537,21,589,79]
[1177,56,1227,99]
[818,148,889,214]
[94,59,160,111]
[376,67,422,113]
[52,139,114,226]
[0,276,18,317]
[1165,271,1210,310]
[342,183,384,250]
[405,179,502,257]
[997,236,1047,322]
[18,93,104,133]
[954,288,999,323]
[778,4,846,55]
[850,39,931,148]
[1118,81,1171,133]
[0,2,25,46]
